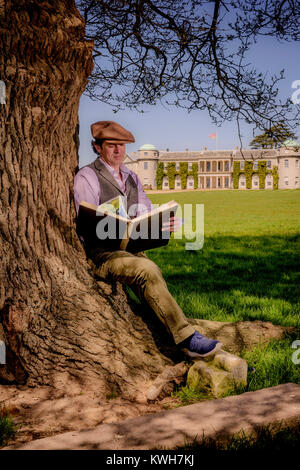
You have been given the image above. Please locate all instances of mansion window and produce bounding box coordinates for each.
[188,180,193,187]
[240,161,245,170]
[285,177,289,185]
[241,181,245,186]
[296,160,299,168]
[164,181,168,187]
[144,152,148,156]
[188,162,193,170]
[267,160,272,169]
[206,177,211,187]
[206,162,211,171]
[225,177,229,188]
[267,180,272,186]
[284,159,289,168]
[144,161,148,170]
[176,180,181,187]
[176,162,180,171]
[253,162,258,170]
[224,161,229,171]
[254,180,258,186]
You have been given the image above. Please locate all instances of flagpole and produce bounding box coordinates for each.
[216,133,218,151]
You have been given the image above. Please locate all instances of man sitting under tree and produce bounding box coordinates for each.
[74,121,222,357]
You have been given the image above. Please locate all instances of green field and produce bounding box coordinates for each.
[146,190,300,327]
[144,190,300,394]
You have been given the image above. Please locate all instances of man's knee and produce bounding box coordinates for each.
[134,258,163,285]
[93,252,164,286]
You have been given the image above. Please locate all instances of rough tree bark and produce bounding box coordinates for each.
[0,0,177,401]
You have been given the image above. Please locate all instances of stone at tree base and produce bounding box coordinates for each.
[146,362,187,401]
[213,349,248,383]
[187,349,247,398]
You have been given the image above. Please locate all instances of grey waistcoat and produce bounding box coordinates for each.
[87,158,139,216]
[83,157,139,262]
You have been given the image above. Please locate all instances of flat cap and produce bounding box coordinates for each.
[91,121,135,144]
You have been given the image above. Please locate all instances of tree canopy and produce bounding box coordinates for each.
[249,122,297,149]
[76,0,300,141]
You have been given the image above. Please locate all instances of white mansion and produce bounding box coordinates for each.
[124,140,300,190]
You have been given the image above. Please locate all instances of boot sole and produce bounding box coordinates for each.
[184,341,223,358]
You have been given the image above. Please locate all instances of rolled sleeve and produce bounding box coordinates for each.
[74,167,100,215]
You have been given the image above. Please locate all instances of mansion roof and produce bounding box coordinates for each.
[127,146,300,162]
[158,149,280,159]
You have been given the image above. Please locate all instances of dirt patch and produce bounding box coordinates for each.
[0,384,182,447]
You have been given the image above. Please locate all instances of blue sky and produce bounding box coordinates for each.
[78,36,299,168]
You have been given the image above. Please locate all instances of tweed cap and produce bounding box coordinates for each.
[91,121,135,144]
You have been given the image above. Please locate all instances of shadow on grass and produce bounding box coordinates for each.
[170,422,300,451]
[146,234,300,326]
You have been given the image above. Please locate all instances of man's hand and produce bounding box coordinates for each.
[162,216,184,232]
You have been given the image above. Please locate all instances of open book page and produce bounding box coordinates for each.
[79,201,130,224]
[132,200,178,223]
[120,201,179,252]
[97,195,130,220]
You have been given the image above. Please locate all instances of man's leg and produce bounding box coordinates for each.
[93,250,195,345]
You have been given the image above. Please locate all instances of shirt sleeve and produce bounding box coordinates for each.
[74,167,100,215]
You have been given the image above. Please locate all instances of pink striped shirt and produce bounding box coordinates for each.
[74,157,153,217]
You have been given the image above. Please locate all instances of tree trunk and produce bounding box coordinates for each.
[0,0,175,401]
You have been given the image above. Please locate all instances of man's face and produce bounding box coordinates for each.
[97,141,126,168]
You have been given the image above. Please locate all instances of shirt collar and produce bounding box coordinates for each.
[120,162,130,174]
[99,157,130,176]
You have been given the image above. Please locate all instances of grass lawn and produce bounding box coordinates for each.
[146,190,300,327]
[144,190,300,394]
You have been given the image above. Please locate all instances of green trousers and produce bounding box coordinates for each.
[89,249,195,345]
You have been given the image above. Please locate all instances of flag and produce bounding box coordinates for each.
[209,133,217,139]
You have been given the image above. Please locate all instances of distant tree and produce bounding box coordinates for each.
[77,0,300,136]
[249,123,297,149]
